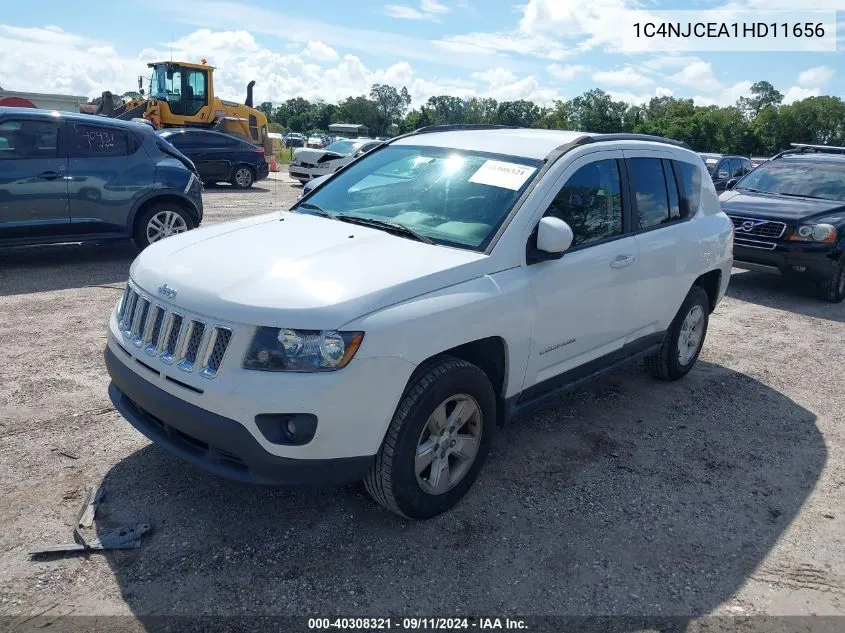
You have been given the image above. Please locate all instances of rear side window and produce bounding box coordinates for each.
[628,158,670,230]
[543,158,623,247]
[71,125,132,157]
[673,160,703,218]
[730,159,744,178]
[0,119,59,159]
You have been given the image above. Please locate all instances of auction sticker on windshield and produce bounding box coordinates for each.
[469,160,536,190]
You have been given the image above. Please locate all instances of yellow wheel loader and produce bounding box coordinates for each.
[97,61,270,150]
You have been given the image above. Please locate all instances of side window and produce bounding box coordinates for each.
[673,160,702,218]
[628,158,670,230]
[742,159,753,175]
[663,160,681,220]
[542,159,623,247]
[716,160,730,179]
[730,159,744,178]
[71,125,131,157]
[248,115,259,141]
[184,69,207,116]
[0,119,58,159]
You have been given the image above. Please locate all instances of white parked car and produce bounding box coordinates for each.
[105,127,733,519]
[289,138,382,183]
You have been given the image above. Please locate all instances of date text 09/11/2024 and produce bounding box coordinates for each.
[307,617,528,630]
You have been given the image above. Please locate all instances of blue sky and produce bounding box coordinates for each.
[1,0,843,108]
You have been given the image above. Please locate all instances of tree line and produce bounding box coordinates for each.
[257,81,845,157]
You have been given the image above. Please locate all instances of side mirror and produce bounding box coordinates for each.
[717,170,729,179]
[529,216,574,263]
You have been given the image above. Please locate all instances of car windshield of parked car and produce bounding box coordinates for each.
[293,145,542,251]
[324,139,367,156]
[736,160,845,201]
[700,155,720,175]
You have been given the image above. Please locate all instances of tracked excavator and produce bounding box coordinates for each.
[96,60,270,150]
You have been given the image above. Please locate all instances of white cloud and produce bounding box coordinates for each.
[421,0,451,14]
[384,5,430,20]
[301,40,338,63]
[385,0,452,21]
[692,81,753,107]
[593,67,653,87]
[783,86,822,104]
[435,31,573,61]
[547,64,588,81]
[668,60,722,92]
[607,86,673,105]
[797,65,834,87]
[472,67,517,85]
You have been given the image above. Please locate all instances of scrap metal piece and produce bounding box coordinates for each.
[29,485,151,557]
[78,486,104,529]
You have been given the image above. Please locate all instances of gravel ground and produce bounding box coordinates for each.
[1,173,843,623]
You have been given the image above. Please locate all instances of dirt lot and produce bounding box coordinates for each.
[1,173,843,624]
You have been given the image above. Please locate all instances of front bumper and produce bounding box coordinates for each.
[288,165,330,182]
[733,242,840,280]
[106,346,374,486]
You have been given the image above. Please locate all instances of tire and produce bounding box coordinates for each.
[133,203,194,250]
[364,356,496,519]
[819,255,845,303]
[231,165,254,189]
[644,286,710,381]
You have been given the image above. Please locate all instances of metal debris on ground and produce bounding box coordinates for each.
[29,486,150,557]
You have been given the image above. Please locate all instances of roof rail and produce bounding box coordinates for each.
[409,124,523,136]
[589,133,692,150]
[771,143,845,160]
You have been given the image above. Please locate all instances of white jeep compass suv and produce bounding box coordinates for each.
[105,125,733,519]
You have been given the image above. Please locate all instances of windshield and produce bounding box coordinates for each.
[293,145,541,251]
[324,139,366,155]
[700,155,720,175]
[736,160,845,201]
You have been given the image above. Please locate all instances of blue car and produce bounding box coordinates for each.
[157,129,269,189]
[0,107,203,249]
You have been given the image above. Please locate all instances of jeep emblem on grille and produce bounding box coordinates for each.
[157,284,177,299]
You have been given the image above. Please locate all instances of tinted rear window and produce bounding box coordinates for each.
[673,160,703,217]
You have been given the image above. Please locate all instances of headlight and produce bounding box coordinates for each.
[788,223,837,243]
[243,327,364,372]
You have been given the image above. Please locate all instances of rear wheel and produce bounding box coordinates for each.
[133,203,193,250]
[231,166,254,189]
[644,286,710,381]
[819,255,845,303]
[364,357,496,519]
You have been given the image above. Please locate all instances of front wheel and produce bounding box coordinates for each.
[231,166,254,189]
[644,286,710,381]
[133,204,194,250]
[819,256,845,303]
[364,357,496,519]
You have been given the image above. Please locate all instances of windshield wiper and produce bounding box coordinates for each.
[335,215,435,244]
[297,202,336,218]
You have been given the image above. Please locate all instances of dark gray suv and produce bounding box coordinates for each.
[0,107,203,250]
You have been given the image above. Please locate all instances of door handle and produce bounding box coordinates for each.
[610,254,635,268]
[37,171,60,180]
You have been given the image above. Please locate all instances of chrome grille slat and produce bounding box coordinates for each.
[734,237,778,251]
[178,321,207,372]
[132,299,151,346]
[118,283,233,379]
[200,328,232,378]
[144,306,166,355]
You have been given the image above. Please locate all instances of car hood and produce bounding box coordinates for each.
[130,212,488,329]
[719,189,845,221]
[293,148,345,163]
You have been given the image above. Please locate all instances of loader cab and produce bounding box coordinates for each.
[149,62,211,119]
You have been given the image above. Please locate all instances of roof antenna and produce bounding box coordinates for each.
[170,33,173,62]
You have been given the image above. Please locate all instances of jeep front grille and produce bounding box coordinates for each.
[729,215,786,239]
[117,283,233,378]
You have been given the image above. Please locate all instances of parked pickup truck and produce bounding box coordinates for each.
[104,125,733,519]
